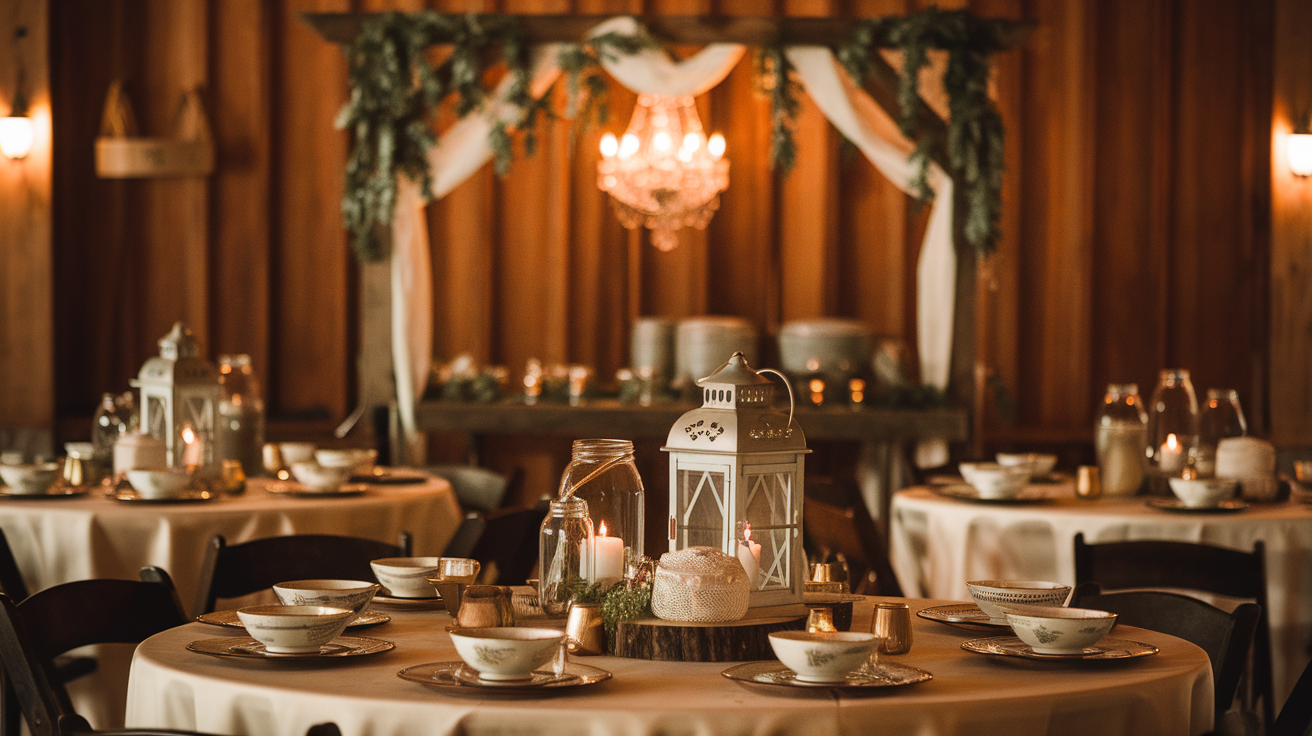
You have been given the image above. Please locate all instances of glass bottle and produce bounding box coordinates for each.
[1095,384,1148,496]
[216,355,266,478]
[92,393,127,461]
[1196,389,1247,477]
[539,496,594,615]
[1146,369,1199,493]
[557,439,644,578]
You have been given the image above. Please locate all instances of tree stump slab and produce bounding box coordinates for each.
[613,613,808,661]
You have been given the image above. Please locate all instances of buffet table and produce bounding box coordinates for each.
[126,597,1212,736]
[0,473,459,728]
[889,484,1312,707]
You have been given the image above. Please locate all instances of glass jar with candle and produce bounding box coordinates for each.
[1095,384,1148,496]
[1196,389,1247,477]
[557,439,644,581]
[538,496,594,615]
[217,355,265,479]
[1146,369,1198,494]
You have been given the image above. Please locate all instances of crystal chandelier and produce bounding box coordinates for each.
[597,94,728,252]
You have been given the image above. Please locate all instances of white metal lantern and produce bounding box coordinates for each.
[662,352,809,608]
[132,322,221,473]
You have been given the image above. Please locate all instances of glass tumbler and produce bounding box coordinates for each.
[1196,389,1247,477]
[539,496,594,616]
[1146,370,1198,494]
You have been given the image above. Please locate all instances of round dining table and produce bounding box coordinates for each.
[889,483,1312,709]
[0,473,460,728]
[125,597,1213,736]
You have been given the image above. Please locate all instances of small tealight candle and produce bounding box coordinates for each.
[592,521,625,582]
[1158,433,1185,474]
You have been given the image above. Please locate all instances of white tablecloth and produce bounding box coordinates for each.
[0,474,460,728]
[126,597,1213,736]
[890,485,1312,708]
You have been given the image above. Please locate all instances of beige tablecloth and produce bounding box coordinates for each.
[0,474,459,728]
[890,485,1312,708]
[126,597,1212,736]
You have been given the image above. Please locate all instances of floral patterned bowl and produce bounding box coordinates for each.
[967,580,1071,624]
[1004,605,1117,655]
[767,630,879,683]
[448,627,566,681]
[272,579,379,615]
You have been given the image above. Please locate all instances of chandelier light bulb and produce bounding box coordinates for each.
[708,133,726,159]
[0,115,32,160]
[618,133,640,159]
[653,131,672,152]
[599,132,619,158]
[1289,132,1312,177]
[683,133,701,152]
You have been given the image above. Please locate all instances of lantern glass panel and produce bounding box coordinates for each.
[145,396,168,438]
[742,465,797,590]
[674,464,731,549]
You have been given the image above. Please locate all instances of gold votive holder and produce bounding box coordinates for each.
[565,602,605,656]
[1076,465,1101,499]
[806,607,837,633]
[871,602,912,654]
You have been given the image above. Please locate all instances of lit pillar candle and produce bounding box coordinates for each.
[593,521,625,582]
[181,426,203,468]
[737,522,762,587]
[1159,433,1185,474]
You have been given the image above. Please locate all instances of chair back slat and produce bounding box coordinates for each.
[803,489,902,597]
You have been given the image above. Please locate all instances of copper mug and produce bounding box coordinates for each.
[871,602,912,654]
[565,602,605,656]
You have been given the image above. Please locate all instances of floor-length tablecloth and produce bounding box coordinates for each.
[0,474,459,728]
[126,597,1213,736]
[890,485,1312,708]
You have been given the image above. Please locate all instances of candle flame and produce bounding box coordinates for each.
[181,426,196,444]
[743,521,752,543]
[1166,433,1179,450]
[599,521,608,537]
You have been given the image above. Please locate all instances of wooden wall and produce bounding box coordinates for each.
[2,0,1303,478]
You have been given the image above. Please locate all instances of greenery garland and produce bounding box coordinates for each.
[337,9,1015,261]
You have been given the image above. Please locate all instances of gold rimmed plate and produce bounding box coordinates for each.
[0,486,89,499]
[961,636,1158,661]
[722,661,932,692]
[916,604,1009,631]
[265,481,369,498]
[1146,498,1247,513]
[187,635,393,659]
[397,661,610,696]
[352,468,429,485]
[197,609,391,630]
[114,488,214,503]
[930,484,1053,505]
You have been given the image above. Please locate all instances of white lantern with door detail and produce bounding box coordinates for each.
[133,322,221,474]
[662,352,808,608]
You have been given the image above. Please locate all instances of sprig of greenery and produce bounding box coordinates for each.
[755,46,800,174]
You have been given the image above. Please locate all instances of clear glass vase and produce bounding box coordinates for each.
[1095,384,1148,496]
[1196,389,1247,477]
[217,355,266,478]
[539,496,594,616]
[558,439,644,579]
[1146,369,1198,493]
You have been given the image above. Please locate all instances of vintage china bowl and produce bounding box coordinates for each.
[272,579,380,615]
[370,557,445,598]
[278,442,317,466]
[995,453,1059,480]
[958,462,1030,499]
[448,627,566,681]
[0,462,60,495]
[289,462,353,492]
[768,630,879,683]
[315,448,377,476]
[1004,605,1118,655]
[125,468,193,500]
[235,605,354,654]
[966,580,1071,623]
[1168,477,1238,508]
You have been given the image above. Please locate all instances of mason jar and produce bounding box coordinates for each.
[558,439,644,578]
[539,496,594,615]
[1095,384,1148,496]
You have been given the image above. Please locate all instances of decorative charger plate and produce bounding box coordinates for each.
[352,468,429,485]
[187,635,394,659]
[265,481,369,498]
[114,488,214,503]
[372,593,444,610]
[930,484,1052,505]
[961,636,1158,661]
[397,661,611,695]
[0,486,89,499]
[197,609,391,629]
[1146,498,1247,513]
[722,661,933,691]
[916,604,1009,631]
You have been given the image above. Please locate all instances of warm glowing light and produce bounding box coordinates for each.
[618,133,640,159]
[0,116,33,160]
[599,521,609,537]
[652,131,672,152]
[181,426,196,444]
[1166,433,1179,451]
[707,133,726,158]
[682,133,701,152]
[1290,132,1312,177]
[599,132,619,158]
[742,521,752,543]
[677,147,692,163]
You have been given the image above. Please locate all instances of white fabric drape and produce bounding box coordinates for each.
[388,20,958,469]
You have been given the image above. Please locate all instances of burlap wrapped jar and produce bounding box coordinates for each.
[651,546,750,622]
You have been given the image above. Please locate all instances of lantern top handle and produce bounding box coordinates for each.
[696,352,796,433]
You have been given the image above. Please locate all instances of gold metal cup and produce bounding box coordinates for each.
[565,602,606,656]
[1076,465,1102,499]
[871,602,912,654]
[261,443,283,477]
[221,460,247,495]
[806,607,837,633]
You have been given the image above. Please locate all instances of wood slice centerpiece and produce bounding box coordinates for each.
[612,604,809,661]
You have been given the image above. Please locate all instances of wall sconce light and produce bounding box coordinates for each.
[1290,111,1312,178]
[1,27,32,161]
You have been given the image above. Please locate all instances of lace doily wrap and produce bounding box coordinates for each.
[651,546,750,622]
